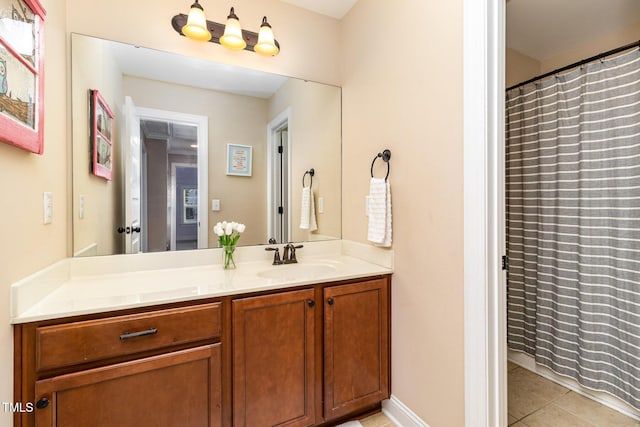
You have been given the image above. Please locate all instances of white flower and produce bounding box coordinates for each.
[225,222,233,235]
[236,223,246,233]
[213,224,224,236]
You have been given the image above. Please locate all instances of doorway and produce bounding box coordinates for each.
[123,104,208,253]
[267,108,291,244]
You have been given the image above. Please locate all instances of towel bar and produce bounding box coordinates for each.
[371,149,391,181]
[303,168,315,187]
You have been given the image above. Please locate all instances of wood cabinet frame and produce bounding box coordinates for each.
[14,275,391,427]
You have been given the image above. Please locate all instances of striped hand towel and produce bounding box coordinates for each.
[367,178,392,247]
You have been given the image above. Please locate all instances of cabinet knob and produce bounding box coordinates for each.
[307,300,315,308]
[327,297,334,306]
[36,397,49,409]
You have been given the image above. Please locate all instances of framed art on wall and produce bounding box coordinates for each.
[90,89,114,180]
[226,143,252,177]
[0,0,46,154]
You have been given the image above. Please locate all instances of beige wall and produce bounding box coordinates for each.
[507,22,640,89]
[340,0,465,425]
[268,78,342,242]
[506,47,541,88]
[540,21,640,74]
[123,76,268,247]
[71,35,124,256]
[0,0,68,424]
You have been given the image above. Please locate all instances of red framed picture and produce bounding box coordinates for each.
[0,0,46,154]
[90,89,114,180]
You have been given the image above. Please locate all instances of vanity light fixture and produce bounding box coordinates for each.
[171,3,280,56]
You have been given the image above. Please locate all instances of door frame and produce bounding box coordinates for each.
[463,0,506,426]
[136,107,209,250]
[266,108,292,243]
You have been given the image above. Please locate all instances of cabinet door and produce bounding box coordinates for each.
[233,289,315,427]
[324,278,390,420]
[34,344,221,427]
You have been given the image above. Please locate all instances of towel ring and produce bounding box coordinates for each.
[302,168,315,187]
[370,149,391,181]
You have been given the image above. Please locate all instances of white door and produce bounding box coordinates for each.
[123,96,142,254]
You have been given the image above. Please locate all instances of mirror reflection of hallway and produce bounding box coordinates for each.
[139,118,202,252]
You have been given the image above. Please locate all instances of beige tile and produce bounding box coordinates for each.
[508,361,520,372]
[512,423,528,427]
[554,392,640,427]
[520,404,594,427]
[509,414,519,425]
[508,368,570,419]
[360,412,396,427]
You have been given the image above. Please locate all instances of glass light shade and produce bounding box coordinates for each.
[182,2,211,42]
[254,17,279,56]
[219,8,247,50]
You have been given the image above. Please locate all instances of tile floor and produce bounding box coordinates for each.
[359,412,397,427]
[508,361,640,426]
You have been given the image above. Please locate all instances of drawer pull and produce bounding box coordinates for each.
[120,328,158,340]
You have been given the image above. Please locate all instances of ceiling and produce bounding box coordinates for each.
[507,0,640,61]
[279,0,358,19]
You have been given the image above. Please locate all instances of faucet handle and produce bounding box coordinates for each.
[286,244,303,264]
[265,247,282,265]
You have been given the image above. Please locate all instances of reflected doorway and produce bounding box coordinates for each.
[267,109,291,244]
[121,104,208,253]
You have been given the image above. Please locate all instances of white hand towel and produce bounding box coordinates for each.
[300,186,318,231]
[367,178,392,247]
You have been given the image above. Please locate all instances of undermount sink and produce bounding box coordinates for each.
[257,263,338,281]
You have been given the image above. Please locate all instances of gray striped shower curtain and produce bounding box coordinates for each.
[506,48,640,410]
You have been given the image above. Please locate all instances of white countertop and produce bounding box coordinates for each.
[11,240,393,324]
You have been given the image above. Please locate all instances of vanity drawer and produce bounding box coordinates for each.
[35,302,221,371]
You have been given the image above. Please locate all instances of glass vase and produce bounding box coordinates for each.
[222,244,236,270]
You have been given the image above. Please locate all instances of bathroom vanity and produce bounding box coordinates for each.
[12,242,392,427]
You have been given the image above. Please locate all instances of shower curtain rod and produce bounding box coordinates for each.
[506,39,640,91]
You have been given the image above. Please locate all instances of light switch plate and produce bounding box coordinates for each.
[318,197,324,213]
[211,199,221,211]
[79,194,85,219]
[43,192,53,224]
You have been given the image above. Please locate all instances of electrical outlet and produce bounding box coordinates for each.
[43,192,53,224]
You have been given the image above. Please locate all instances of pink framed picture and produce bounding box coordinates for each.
[90,89,114,180]
[0,0,46,154]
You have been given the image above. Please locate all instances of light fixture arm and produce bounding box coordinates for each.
[171,13,280,52]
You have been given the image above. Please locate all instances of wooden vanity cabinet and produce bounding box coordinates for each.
[323,278,390,420]
[232,276,390,426]
[15,302,225,427]
[15,275,390,427]
[34,344,221,427]
[232,288,316,427]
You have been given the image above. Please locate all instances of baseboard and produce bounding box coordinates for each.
[382,395,430,427]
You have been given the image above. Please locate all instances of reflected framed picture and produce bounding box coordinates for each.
[90,89,114,180]
[226,143,252,177]
[0,0,46,154]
